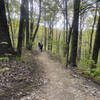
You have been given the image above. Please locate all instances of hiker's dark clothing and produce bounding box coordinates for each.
[38,42,43,52]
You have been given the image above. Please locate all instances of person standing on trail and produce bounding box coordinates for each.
[38,42,43,52]
[40,42,43,52]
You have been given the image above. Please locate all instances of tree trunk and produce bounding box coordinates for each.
[51,26,53,52]
[66,27,73,66]
[63,0,68,57]
[0,0,13,56]
[78,27,82,61]
[17,0,26,57]
[63,15,66,56]
[89,2,98,54]
[92,14,100,65]
[31,0,42,44]
[29,0,41,50]
[29,0,34,50]
[70,0,80,66]
[78,15,84,61]
[48,26,52,51]
[6,0,14,47]
[26,0,30,49]
[44,23,47,51]
[57,32,61,54]
[56,29,58,53]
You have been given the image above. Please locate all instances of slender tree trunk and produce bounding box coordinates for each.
[65,0,73,66]
[29,0,34,50]
[6,0,14,47]
[29,0,41,50]
[31,0,42,44]
[48,26,52,51]
[26,0,30,49]
[78,28,82,61]
[63,0,68,57]
[51,25,53,52]
[17,0,26,57]
[65,0,68,50]
[57,33,61,54]
[89,2,98,54]
[0,0,13,56]
[56,29,58,53]
[48,29,50,51]
[63,15,66,56]
[70,0,80,66]
[44,23,47,51]
[66,26,73,66]
[78,16,84,61]
[92,14,100,66]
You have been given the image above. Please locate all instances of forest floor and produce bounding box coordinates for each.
[0,50,100,100]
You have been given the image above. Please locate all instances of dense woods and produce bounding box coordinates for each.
[0,0,100,98]
[0,0,100,67]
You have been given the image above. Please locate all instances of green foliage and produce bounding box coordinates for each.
[0,57,9,61]
[15,56,26,61]
[97,54,100,67]
[0,67,9,72]
[78,57,100,81]
[90,68,100,80]
[15,56,21,61]
[78,58,95,69]
[83,68,91,77]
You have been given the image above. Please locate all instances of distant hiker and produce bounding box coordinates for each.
[40,42,43,52]
[38,42,43,52]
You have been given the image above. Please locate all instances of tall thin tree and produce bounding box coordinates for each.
[70,0,80,66]
[26,0,30,49]
[89,2,98,54]
[92,13,100,66]
[17,0,27,56]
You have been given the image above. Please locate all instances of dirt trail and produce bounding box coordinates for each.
[21,51,100,100]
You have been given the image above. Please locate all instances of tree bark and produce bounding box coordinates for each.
[31,0,42,44]
[44,23,47,51]
[26,0,30,49]
[28,0,41,50]
[92,14,100,65]
[63,14,66,56]
[89,2,98,54]
[17,0,26,57]
[70,0,80,66]
[28,0,34,50]
[57,32,61,54]
[0,0,13,56]
[48,26,53,51]
[78,15,84,61]
[66,26,73,66]
[6,0,14,47]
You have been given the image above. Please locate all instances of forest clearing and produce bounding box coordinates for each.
[0,0,100,100]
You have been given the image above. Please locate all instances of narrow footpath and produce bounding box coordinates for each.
[21,51,100,100]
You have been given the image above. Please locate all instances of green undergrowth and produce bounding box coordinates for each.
[15,50,32,61]
[78,58,100,81]
[0,57,9,61]
[0,67,9,72]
